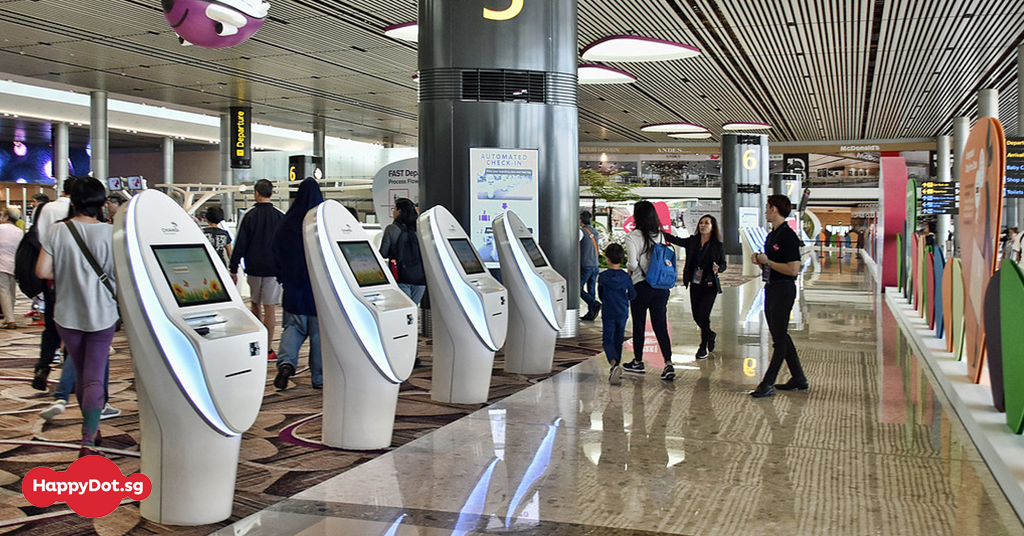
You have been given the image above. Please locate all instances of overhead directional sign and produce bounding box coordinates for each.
[920,181,959,215]
[1008,137,1024,198]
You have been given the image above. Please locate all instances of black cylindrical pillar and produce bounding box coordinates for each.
[721,134,769,256]
[418,0,580,321]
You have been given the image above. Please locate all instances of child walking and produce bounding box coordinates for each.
[598,243,636,385]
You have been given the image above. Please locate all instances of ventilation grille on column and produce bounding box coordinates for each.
[419,68,577,106]
[462,70,545,103]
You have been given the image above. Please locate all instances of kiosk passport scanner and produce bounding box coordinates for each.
[492,210,567,373]
[113,190,266,525]
[418,205,508,403]
[304,200,418,449]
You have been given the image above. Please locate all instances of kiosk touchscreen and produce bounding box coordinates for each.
[304,200,418,449]
[418,205,508,403]
[112,190,266,525]
[493,211,567,373]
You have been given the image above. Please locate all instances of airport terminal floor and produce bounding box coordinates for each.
[3,252,1024,535]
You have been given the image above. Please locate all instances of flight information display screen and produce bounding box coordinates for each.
[518,237,547,268]
[448,238,485,275]
[152,245,231,307]
[337,241,390,287]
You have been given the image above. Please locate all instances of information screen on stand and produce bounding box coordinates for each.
[1007,137,1024,198]
[920,181,959,215]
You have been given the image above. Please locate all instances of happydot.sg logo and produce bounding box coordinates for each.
[22,455,152,518]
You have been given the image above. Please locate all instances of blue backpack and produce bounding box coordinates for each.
[644,237,677,290]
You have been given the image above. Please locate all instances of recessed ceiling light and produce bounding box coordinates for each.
[581,35,700,63]
[641,122,708,133]
[668,132,713,139]
[384,21,418,42]
[722,121,772,130]
[577,64,636,85]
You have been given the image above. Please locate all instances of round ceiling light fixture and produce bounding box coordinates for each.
[722,121,772,130]
[384,21,418,42]
[641,122,708,134]
[581,36,700,63]
[577,64,636,85]
[667,132,713,139]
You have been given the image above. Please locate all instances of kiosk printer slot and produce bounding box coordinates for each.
[418,206,508,403]
[113,190,266,525]
[493,210,567,373]
[304,200,418,449]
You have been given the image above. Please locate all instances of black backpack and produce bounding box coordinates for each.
[395,225,426,285]
[14,214,46,298]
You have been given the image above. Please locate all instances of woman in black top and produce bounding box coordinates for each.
[750,195,806,398]
[665,215,726,359]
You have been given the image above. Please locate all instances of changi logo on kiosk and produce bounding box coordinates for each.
[483,0,524,20]
[160,222,181,235]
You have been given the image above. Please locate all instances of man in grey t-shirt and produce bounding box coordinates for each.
[579,211,602,321]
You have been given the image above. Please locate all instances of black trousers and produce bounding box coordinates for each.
[761,281,804,385]
[630,281,672,364]
[35,285,61,372]
[689,283,718,348]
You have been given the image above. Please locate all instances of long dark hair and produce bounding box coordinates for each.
[698,214,721,243]
[69,177,105,219]
[393,198,418,228]
[633,200,661,253]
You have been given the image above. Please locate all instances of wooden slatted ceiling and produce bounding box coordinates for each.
[0,0,1022,147]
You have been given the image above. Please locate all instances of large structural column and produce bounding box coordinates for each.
[90,91,108,185]
[220,113,235,217]
[418,0,579,335]
[978,89,998,120]
[721,133,768,258]
[313,116,326,179]
[952,116,970,257]
[52,122,69,193]
[162,137,174,185]
[936,135,951,252]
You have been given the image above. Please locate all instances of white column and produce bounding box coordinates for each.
[162,137,174,185]
[936,135,951,252]
[90,91,108,184]
[952,116,970,257]
[52,122,69,192]
[978,89,998,119]
[220,114,234,217]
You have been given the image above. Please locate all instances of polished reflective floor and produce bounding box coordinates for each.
[216,253,1024,536]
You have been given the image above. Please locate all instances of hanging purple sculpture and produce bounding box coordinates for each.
[162,0,270,49]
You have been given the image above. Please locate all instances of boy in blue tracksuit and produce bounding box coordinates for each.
[598,243,636,385]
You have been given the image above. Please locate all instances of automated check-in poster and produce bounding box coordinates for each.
[469,148,539,266]
[959,117,1005,384]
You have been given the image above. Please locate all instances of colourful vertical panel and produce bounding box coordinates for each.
[881,157,909,287]
[999,260,1024,433]
[985,272,1005,412]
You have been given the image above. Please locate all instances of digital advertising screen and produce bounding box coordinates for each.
[337,241,390,287]
[519,237,547,268]
[448,238,485,275]
[151,245,231,308]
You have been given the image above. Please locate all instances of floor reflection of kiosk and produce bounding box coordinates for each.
[112,191,266,525]
[304,200,418,450]
[493,210,567,373]
[418,205,507,403]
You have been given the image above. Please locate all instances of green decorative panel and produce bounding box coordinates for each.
[1000,260,1024,433]
[951,258,966,362]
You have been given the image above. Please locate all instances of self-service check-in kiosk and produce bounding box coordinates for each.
[113,190,266,525]
[418,206,507,403]
[493,211,567,374]
[304,200,418,449]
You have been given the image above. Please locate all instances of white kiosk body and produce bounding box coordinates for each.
[304,200,418,449]
[492,211,567,373]
[417,206,508,403]
[112,190,266,525]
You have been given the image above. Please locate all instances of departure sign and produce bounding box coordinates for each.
[920,181,958,215]
[1007,137,1024,198]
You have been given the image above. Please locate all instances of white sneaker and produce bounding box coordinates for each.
[100,403,121,420]
[40,399,67,423]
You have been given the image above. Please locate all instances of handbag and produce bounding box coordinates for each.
[64,220,116,301]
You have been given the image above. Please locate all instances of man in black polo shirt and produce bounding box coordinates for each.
[750,194,807,398]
